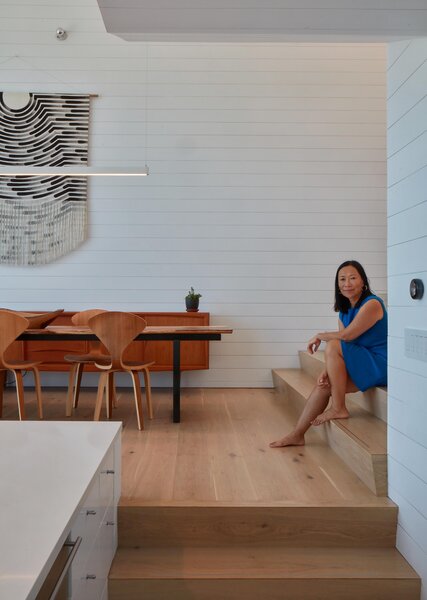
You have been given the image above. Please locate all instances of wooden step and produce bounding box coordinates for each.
[117,502,397,548]
[299,351,388,422]
[272,369,388,496]
[109,545,420,600]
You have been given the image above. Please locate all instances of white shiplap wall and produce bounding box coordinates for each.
[0,0,387,387]
[388,38,427,600]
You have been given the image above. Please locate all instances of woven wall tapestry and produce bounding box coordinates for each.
[0,92,90,265]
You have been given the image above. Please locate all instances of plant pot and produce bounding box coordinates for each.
[185,297,199,312]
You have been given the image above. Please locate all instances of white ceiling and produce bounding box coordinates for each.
[97,0,427,42]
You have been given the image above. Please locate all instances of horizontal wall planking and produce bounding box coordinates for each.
[210,342,304,356]
[0,42,386,61]
[92,109,386,125]
[387,38,427,98]
[388,236,427,276]
[85,184,386,201]
[59,238,386,254]
[387,40,411,69]
[143,71,386,87]
[209,355,304,369]
[0,5,100,19]
[389,338,427,380]
[387,96,427,153]
[388,392,427,450]
[388,429,427,487]
[388,165,427,216]
[88,198,387,214]
[90,147,387,163]
[89,223,386,239]
[395,524,427,594]
[91,210,387,226]
[89,120,386,136]
[144,43,387,61]
[0,17,104,33]
[389,486,427,558]
[388,306,427,336]
[95,95,387,111]
[389,457,427,519]
[7,56,387,73]
[388,133,427,187]
[387,271,427,306]
[89,159,386,177]
[387,58,427,125]
[88,173,386,188]
[388,201,427,246]
[211,330,323,343]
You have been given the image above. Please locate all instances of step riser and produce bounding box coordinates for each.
[109,579,420,600]
[299,351,388,423]
[273,370,387,496]
[118,506,397,548]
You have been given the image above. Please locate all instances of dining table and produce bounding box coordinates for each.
[19,325,233,423]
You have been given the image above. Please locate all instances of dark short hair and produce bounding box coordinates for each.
[334,260,373,313]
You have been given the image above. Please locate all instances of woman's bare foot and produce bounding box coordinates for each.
[269,432,305,448]
[311,408,349,426]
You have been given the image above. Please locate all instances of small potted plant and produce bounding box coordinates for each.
[185,287,202,312]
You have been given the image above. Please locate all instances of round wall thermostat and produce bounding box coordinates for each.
[410,278,424,300]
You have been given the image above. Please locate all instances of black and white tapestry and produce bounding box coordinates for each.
[0,92,90,265]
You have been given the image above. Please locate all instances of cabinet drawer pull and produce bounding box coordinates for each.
[48,536,82,600]
[101,469,115,475]
[86,574,97,580]
[106,521,115,526]
[86,509,97,515]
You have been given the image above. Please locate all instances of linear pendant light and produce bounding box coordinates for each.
[0,165,149,177]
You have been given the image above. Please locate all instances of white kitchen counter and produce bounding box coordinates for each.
[0,421,121,600]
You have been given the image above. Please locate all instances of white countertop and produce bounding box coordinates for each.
[0,421,121,600]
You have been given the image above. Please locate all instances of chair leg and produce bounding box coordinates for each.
[106,373,114,419]
[112,381,118,408]
[94,372,108,421]
[73,362,84,408]
[32,367,43,419]
[142,367,153,419]
[13,370,26,420]
[0,370,5,418]
[129,371,144,431]
[66,364,78,417]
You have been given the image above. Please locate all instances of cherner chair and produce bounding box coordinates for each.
[64,309,111,417]
[0,309,43,420]
[88,311,154,430]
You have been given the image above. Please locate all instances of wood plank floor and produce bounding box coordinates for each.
[1,385,391,507]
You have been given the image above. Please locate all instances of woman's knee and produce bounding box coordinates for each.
[325,339,342,358]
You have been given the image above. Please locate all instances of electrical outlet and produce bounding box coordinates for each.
[404,328,427,362]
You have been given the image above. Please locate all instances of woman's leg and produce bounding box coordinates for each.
[269,382,331,447]
[311,339,358,426]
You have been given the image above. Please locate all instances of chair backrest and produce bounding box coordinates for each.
[0,310,29,369]
[88,312,147,369]
[71,309,107,326]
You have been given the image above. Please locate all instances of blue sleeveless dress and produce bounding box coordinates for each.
[339,295,387,391]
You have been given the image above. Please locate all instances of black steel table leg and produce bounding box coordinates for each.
[173,339,181,422]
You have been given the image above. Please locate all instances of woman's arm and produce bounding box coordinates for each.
[318,299,383,343]
[307,299,383,353]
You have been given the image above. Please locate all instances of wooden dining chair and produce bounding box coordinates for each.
[64,309,111,417]
[88,311,154,430]
[0,309,43,420]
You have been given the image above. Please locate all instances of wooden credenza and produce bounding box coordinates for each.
[8,312,210,372]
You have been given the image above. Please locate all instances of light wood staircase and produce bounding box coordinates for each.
[109,500,419,599]
[108,357,421,599]
[273,351,388,496]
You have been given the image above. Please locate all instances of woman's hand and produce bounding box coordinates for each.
[317,370,330,388]
[307,335,321,354]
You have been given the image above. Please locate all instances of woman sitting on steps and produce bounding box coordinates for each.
[270,260,387,448]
